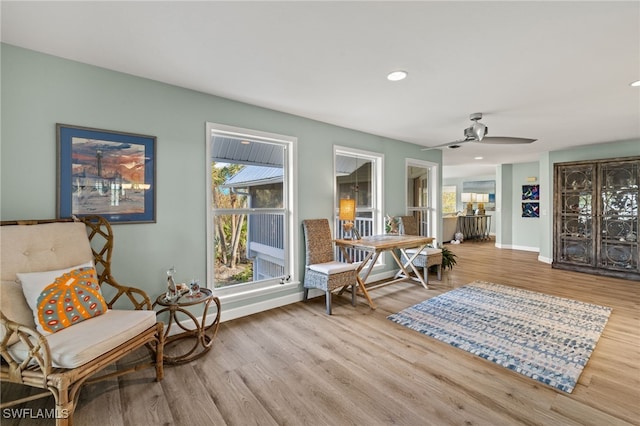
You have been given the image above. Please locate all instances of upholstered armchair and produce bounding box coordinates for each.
[0,216,164,425]
[398,216,443,284]
[302,219,358,315]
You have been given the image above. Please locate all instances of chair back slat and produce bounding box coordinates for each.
[79,215,114,288]
[399,216,419,236]
[302,219,334,265]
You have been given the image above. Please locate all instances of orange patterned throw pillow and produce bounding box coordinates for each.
[36,267,107,333]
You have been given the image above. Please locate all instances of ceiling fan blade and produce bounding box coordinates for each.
[421,138,471,150]
[477,136,537,144]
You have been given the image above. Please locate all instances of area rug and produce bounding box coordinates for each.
[387,281,612,393]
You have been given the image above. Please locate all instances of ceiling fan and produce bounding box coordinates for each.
[423,113,537,149]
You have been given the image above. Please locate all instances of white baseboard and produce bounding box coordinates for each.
[538,255,552,264]
[494,243,540,253]
[216,269,397,323]
[220,292,303,323]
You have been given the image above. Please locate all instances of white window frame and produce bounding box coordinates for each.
[405,158,439,241]
[205,122,298,302]
[334,145,385,265]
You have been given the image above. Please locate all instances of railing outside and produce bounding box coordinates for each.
[248,213,285,282]
[406,208,431,238]
[335,216,374,263]
[249,213,284,249]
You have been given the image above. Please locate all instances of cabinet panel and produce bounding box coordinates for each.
[554,156,639,280]
[598,160,638,273]
[555,163,597,268]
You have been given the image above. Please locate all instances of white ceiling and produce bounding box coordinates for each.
[2,1,639,179]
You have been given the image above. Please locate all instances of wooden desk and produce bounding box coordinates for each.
[335,234,433,309]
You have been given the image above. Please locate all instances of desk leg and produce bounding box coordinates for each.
[354,251,377,309]
[393,246,429,289]
[338,246,376,310]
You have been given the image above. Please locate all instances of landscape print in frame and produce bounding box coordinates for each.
[57,124,156,223]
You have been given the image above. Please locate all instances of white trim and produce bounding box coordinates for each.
[217,269,407,322]
[220,291,303,322]
[334,145,385,236]
[214,281,299,304]
[538,255,553,264]
[205,122,298,295]
[168,285,301,326]
[164,316,219,336]
[494,243,540,253]
[404,158,440,241]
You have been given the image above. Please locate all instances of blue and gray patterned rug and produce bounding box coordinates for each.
[387,281,612,393]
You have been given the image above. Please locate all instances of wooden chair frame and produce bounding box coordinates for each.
[0,216,164,425]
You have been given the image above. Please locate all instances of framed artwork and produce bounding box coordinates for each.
[522,202,540,218]
[57,124,156,223]
[522,184,540,200]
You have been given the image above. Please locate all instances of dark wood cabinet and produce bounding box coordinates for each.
[553,156,639,280]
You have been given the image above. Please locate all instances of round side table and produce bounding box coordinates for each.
[153,288,221,365]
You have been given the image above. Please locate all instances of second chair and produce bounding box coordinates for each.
[302,219,358,315]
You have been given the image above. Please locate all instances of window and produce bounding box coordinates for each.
[206,123,296,293]
[334,146,383,262]
[405,159,439,239]
[442,185,457,214]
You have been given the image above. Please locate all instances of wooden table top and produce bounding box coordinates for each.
[334,234,433,251]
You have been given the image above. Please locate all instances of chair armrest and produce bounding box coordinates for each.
[101,274,153,311]
[0,312,53,383]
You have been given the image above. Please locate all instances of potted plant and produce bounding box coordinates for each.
[440,246,457,271]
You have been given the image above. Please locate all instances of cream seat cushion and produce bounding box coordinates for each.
[405,247,443,256]
[8,309,156,369]
[308,261,357,275]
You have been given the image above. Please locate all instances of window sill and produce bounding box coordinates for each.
[212,280,299,305]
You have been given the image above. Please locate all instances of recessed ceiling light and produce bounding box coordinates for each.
[474,156,483,160]
[631,80,640,87]
[387,70,408,81]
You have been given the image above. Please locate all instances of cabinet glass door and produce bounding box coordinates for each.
[599,161,639,272]
[558,165,596,266]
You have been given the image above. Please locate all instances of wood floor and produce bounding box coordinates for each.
[3,241,639,425]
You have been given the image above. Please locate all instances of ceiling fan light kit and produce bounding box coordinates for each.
[465,123,488,141]
[423,112,537,150]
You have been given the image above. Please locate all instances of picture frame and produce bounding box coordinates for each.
[522,184,540,201]
[57,124,156,223]
[522,202,540,218]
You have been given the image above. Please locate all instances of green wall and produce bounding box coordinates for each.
[509,162,541,250]
[1,44,441,318]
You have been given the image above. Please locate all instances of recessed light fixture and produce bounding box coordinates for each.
[474,156,483,160]
[240,140,251,145]
[387,70,408,81]
[631,80,640,87]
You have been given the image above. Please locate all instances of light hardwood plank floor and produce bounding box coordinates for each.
[2,240,639,425]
